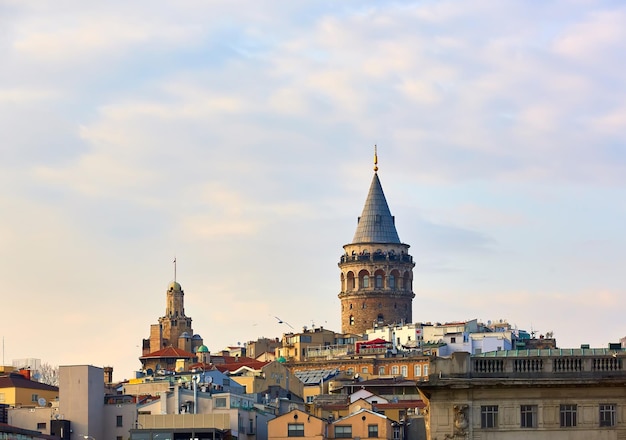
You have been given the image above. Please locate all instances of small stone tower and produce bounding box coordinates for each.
[159,281,193,345]
[338,151,415,334]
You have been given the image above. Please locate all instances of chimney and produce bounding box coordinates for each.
[104,366,114,384]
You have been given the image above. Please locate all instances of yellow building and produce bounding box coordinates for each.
[330,408,395,440]
[268,409,328,440]
[0,372,58,408]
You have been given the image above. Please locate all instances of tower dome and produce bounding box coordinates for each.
[168,281,182,291]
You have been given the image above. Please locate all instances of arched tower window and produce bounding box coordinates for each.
[349,315,355,326]
[359,270,370,289]
[374,269,384,289]
[389,270,400,289]
[403,271,411,290]
[347,272,355,290]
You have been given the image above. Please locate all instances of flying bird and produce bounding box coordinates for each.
[275,316,294,329]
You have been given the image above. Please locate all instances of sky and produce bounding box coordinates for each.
[1,0,625,382]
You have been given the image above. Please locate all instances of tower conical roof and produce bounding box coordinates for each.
[352,173,401,244]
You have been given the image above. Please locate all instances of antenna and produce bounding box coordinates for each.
[173,257,177,282]
[373,145,378,172]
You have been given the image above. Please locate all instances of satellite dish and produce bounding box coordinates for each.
[37,397,47,407]
[207,376,213,384]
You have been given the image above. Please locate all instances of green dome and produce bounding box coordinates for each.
[168,281,182,291]
[197,345,209,353]
[277,356,286,363]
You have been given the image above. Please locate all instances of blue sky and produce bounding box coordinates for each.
[1,0,625,381]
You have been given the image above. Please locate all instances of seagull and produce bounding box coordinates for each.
[275,316,294,329]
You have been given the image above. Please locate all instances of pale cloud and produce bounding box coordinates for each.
[0,87,59,102]
[553,9,626,60]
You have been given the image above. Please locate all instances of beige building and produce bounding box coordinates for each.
[419,349,626,440]
[277,327,340,363]
[134,389,274,440]
[228,361,305,401]
[338,156,415,335]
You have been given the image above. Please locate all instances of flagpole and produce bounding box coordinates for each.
[174,257,177,282]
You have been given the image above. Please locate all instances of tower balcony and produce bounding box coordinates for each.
[340,252,413,264]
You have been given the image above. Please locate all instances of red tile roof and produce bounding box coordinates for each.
[140,346,197,359]
[213,358,270,373]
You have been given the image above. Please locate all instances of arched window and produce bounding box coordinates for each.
[362,302,367,309]
[377,314,384,324]
[359,270,370,289]
[375,274,383,288]
[347,272,355,290]
[349,315,355,326]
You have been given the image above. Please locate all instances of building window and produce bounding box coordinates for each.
[377,314,384,324]
[400,366,407,377]
[362,275,369,288]
[350,315,355,326]
[335,425,352,438]
[0,393,4,402]
[288,423,304,437]
[36,423,46,430]
[31,394,38,402]
[450,337,456,343]
[423,365,429,377]
[215,397,227,408]
[560,404,577,427]
[520,405,537,428]
[368,424,379,438]
[116,415,123,427]
[481,405,498,428]
[306,396,314,403]
[378,366,385,375]
[393,425,400,440]
[362,367,368,373]
[362,302,367,309]
[375,275,383,288]
[389,275,395,289]
[600,404,616,427]
[391,366,399,375]
[414,365,422,377]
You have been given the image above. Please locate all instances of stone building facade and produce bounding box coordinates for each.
[338,156,415,334]
[419,349,626,440]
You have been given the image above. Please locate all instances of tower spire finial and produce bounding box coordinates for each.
[173,257,177,282]
[374,144,378,172]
